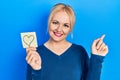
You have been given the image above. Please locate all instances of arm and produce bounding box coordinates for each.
[26,64,42,80]
[26,47,42,80]
[80,52,104,80]
[81,34,108,80]
[26,64,32,80]
[86,54,104,80]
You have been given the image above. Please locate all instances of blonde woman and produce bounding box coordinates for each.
[26,3,108,80]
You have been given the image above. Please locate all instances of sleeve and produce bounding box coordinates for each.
[80,47,104,80]
[26,64,32,80]
[86,54,104,80]
[26,64,42,80]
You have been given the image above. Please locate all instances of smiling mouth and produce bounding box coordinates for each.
[53,32,63,37]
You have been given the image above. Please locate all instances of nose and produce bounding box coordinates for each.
[57,25,62,31]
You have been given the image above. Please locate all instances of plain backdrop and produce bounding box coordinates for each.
[0,0,120,80]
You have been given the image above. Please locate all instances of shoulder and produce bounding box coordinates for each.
[37,44,44,49]
[72,43,88,57]
[72,43,86,52]
[36,44,45,53]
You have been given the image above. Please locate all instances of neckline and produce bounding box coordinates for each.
[42,44,73,57]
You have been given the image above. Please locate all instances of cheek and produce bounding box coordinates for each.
[63,29,70,35]
[49,24,56,31]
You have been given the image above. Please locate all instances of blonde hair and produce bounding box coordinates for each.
[48,3,75,30]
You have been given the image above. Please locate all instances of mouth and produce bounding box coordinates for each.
[53,32,63,37]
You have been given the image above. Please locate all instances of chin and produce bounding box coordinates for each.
[52,38,64,42]
[50,36,66,42]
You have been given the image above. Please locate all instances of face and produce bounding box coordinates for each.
[49,10,71,42]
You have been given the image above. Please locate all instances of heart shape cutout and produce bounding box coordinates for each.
[23,35,34,47]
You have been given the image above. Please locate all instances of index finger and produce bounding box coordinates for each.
[100,34,105,41]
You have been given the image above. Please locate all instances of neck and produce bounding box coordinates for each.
[44,38,72,55]
[47,38,68,47]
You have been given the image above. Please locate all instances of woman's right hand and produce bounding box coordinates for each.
[26,47,42,70]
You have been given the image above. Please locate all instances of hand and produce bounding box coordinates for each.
[26,47,42,70]
[92,34,109,56]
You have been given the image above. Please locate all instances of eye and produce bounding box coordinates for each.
[52,21,58,24]
[64,24,70,28]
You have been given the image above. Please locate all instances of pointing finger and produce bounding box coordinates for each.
[96,34,106,49]
[100,34,105,41]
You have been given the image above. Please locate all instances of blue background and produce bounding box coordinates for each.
[0,0,120,80]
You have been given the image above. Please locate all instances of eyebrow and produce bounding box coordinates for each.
[52,20,70,25]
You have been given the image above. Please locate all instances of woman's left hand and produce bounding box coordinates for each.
[92,34,109,56]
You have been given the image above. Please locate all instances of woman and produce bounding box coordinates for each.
[26,3,108,80]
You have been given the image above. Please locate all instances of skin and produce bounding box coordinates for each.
[26,11,109,70]
[92,34,108,56]
[44,10,72,55]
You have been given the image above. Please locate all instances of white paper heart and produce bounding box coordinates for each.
[23,35,34,47]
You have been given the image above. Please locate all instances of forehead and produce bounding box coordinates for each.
[52,11,70,23]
